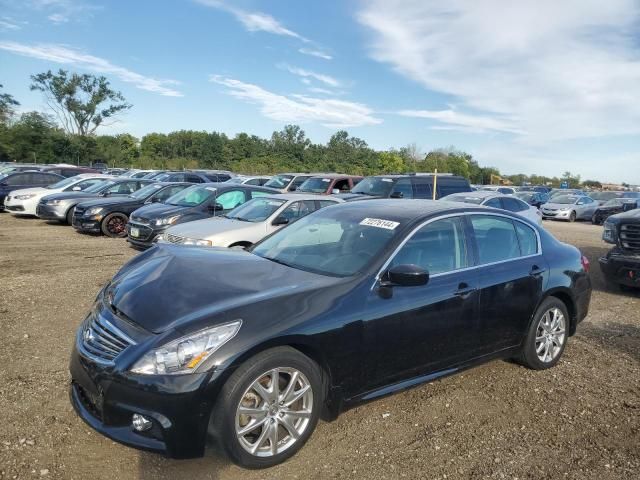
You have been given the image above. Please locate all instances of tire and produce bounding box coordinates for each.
[591,214,599,225]
[568,211,576,222]
[65,207,75,225]
[101,213,129,238]
[210,347,323,468]
[518,297,569,370]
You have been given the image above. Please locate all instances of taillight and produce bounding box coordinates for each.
[581,254,590,273]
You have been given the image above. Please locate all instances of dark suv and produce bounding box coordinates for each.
[338,174,472,201]
[600,208,640,289]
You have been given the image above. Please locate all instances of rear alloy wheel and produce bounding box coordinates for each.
[518,297,569,370]
[211,347,322,468]
[569,211,576,222]
[101,213,129,238]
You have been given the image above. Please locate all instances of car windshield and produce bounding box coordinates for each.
[443,194,484,205]
[552,195,579,204]
[603,199,624,207]
[251,209,401,277]
[226,198,286,222]
[590,192,620,201]
[46,177,78,190]
[515,192,534,201]
[623,192,640,198]
[298,177,332,193]
[226,177,247,184]
[350,177,395,196]
[129,183,163,199]
[165,185,216,206]
[85,180,115,193]
[265,174,294,189]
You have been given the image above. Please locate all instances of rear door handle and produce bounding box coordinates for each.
[454,283,477,298]
[529,265,546,276]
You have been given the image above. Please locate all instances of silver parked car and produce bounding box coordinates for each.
[540,194,598,222]
[159,194,343,248]
[440,191,542,225]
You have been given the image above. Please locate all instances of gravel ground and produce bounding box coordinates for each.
[0,214,638,480]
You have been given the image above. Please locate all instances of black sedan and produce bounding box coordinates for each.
[592,198,638,225]
[72,182,193,237]
[69,200,591,468]
[126,183,279,249]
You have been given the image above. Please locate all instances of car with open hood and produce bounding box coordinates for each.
[4,174,109,216]
[72,182,193,237]
[36,178,152,224]
[159,193,342,248]
[126,183,279,249]
[69,199,591,468]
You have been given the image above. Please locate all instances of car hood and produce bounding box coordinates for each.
[107,245,335,333]
[165,216,258,239]
[541,202,575,210]
[8,187,48,197]
[77,196,141,209]
[131,202,190,220]
[335,193,381,202]
[607,208,640,223]
[42,191,101,201]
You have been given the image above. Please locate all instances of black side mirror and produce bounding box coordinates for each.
[272,216,289,226]
[383,264,429,287]
[289,186,297,192]
[390,191,403,199]
[208,203,223,212]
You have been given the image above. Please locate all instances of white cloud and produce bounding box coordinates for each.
[358,0,640,143]
[0,17,22,30]
[299,47,332,60]
[195,0,308,41]
[281,64,340,87]
[398,109,524,134]
[28,0,101,24]
[307,87,335,95]
[0,42,183,97]
[209,75,381,127]
[48,13,69,23]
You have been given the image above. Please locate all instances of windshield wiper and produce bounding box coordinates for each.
[262,256,294,268]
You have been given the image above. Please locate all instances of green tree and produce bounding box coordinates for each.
[0,84,20,124]
[30,69,131,136]
[378,151,406,173]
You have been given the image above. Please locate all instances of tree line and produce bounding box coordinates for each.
[0,72,595,188]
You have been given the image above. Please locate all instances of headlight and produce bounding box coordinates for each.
[46,199,63,205]
[130,321,242,375]
[15,194,36,200]
[603,221,617,243]
[85,207,103,215]
[183,237,212,247]
[154,215,180,226]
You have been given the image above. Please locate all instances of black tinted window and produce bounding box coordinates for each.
[471,216,521,264]
[484,198,502,208]
[437,180,470,198]
[5,174,28,185]
[502,197,528,212]
[391,178,414,199]
[413,179,433,199]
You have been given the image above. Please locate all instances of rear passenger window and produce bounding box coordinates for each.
[391,217,468,275]
[6,174,27,185]
[437,181,469,198]
[515,222,538,256]
[413,180,433,199]
[502,197,528,212]
[484,198,502,208]
[390,178,414,199]
[470,216,520,264]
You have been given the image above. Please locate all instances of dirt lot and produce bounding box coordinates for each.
[0,214,638,480]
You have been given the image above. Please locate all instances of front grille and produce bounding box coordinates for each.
[6,205,24,211]
[620,223,640,251]
[127,222,154,240]
[80,314,134,363]
[166,233,185,244]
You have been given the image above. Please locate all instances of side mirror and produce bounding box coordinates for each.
[272,216,289,226]
[331,189,340,195]
[72,186,81,191]
[289,186,297,192]
[390,191,403,199]
[383,264,429,287]
[208,203,223,212]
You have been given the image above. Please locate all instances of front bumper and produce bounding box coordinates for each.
[72,214,102,233]
[126,221,165,249]
[541,209,571,220]
[599,247,640,288]
[36,203,68,220]
[69,337,223,458]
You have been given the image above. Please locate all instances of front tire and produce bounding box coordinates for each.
[65,207,75,225]
[518,297,569,370]
[101,213,128,238]
[210,347,323,469]
[568,211,576,222]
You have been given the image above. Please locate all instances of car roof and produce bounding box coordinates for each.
[446,191,503,199]
[306,174,362,179]
[265,193,344,201]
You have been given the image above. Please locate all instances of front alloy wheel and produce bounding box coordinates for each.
[236,367,313,457]
[210,347,322,468]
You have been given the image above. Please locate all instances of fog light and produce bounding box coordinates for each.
[132,413,152,432]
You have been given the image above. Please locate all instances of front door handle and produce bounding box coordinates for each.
[454,283,476,298]
[529,265,546,276]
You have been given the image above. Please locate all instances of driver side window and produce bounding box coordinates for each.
[390,178,414,199]
[390,217,468,275]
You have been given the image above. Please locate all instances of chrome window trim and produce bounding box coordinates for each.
[371,211,543,290]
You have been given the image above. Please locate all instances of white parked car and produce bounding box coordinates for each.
[225,175,272,186]
[159,194,343,248]
[441,191,542,225]
[478,185,517,195]
[3,174,109,216]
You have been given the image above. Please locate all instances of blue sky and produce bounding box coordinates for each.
[1,0,639,183]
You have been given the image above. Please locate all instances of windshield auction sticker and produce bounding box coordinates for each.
[360,218,400,230]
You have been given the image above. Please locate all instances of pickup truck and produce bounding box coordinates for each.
[600,208,640,289]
